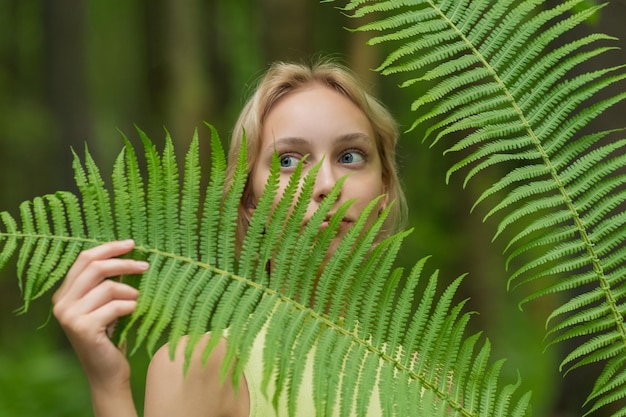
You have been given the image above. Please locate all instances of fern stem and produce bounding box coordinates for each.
[1,233,100,247]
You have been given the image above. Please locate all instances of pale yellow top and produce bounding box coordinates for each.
[241,325,383,417]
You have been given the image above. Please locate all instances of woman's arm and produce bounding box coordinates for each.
[144,334,250,417]
[52,240,148,417]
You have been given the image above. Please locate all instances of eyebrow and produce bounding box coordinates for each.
[335,132,371,145]
[268,132,372,152]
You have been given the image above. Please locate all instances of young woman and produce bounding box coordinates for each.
[51,59,407,417]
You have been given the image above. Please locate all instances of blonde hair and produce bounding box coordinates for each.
[226,58,407,246]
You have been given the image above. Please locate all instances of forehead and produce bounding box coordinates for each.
[261,83,375,145]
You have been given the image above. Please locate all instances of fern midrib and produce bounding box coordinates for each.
[426,0,626,346]
[1,231,271,292]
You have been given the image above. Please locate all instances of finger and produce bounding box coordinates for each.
[61,299,138,344]
[54,240,137,302]
[90,299,138,332]
[62,259,148,303]
[54,281,139,328]
[77,280,139,316]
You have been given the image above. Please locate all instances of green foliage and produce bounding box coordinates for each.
[333,0,626,415]
[2,0,625,415]
[0,332,92,417]
[0,123,531,416]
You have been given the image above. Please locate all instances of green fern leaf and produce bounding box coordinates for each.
[0,125,534,416]
[338,0,626,413]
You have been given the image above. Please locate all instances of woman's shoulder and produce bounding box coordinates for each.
[144,334,250,417]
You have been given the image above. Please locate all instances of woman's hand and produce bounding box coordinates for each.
[52,239,148,416]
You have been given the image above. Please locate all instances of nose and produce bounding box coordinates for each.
[313,160,340,202]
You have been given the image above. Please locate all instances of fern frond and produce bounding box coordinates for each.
[0,124,533,416]
[339,0,626,413]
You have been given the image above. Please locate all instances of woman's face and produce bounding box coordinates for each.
[251,82,386,252]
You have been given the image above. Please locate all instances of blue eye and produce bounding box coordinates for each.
[280,155,300,168]
[340,151,364,164]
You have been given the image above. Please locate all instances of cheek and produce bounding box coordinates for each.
[360,175,385,199]
[346,174,385,209]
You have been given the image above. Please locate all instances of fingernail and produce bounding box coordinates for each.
[121,239,135,246]
[136,261,150,270]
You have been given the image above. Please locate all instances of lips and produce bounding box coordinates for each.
[319,214,353,230]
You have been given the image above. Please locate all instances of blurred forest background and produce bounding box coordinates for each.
[0,0,625,416]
